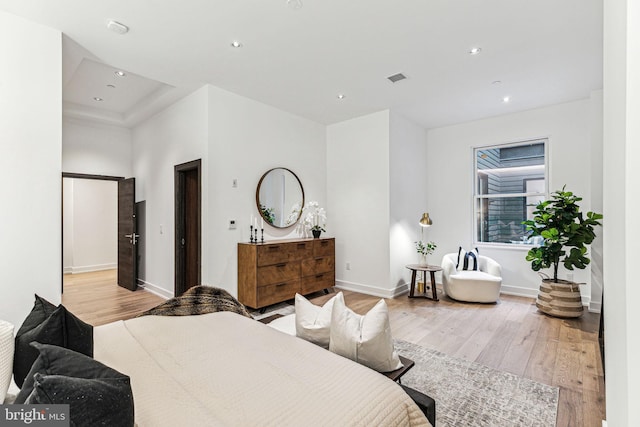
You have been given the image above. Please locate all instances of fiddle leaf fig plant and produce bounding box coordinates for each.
[522,186,602,283]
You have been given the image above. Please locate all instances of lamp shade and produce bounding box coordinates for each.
[419,212,433,227]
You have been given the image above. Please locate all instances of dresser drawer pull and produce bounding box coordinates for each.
[276,263,287,268]
[320,241,328,246]
[276,283,287,287]
[268,245,281,250]
[315,274,324,279]
[315,258,323,263]
[297,243,307,248]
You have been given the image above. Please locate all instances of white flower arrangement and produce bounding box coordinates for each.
[302,201,326,232]
[285,202,302,226]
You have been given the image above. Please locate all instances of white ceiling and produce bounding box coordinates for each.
[0,0,603,129]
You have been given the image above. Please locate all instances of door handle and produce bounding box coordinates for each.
[125,234,140,245]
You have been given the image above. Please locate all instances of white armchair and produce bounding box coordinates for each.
[441,253,502,303]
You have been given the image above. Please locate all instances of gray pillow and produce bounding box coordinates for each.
[13,295,93,388]
[16,343,134,427]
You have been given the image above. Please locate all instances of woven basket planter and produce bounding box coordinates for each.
[536,278,584,318]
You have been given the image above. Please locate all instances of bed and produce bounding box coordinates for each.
[94,311,430,426]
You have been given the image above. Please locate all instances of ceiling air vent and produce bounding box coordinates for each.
[387,73,407,83]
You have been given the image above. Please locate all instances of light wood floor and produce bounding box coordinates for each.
[62,270,164,326]
[62,270,605,426]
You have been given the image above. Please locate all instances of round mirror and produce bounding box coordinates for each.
[256,168,305,228]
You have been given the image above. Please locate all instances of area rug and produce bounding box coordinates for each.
[394,340,558,427]
[248,301,295,320]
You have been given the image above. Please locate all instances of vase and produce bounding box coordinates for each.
[420,254,428,266]
[536,278,583,318]
[312,229,321,239]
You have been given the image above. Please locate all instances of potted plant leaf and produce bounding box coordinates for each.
[523,186,602,318]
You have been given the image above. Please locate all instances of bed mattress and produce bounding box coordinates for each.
[94,311,430,426]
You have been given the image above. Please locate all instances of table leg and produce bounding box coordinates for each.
[430,271,439,301]
[409,269,417,297]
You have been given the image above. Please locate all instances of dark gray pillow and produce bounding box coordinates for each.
[16,343,134,427]
[13,295,93,388]
[15,294,57,336]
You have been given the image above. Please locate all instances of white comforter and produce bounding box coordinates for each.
[94,312,430,427]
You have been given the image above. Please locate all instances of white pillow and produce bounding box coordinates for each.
[457,246,479,271]
[0,319,15,403]
[295,292,343,348]
[329,296,402,373]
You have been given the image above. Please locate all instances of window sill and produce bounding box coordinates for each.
[475,242,537,251]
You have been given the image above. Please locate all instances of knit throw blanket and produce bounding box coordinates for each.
[139,286,252,318]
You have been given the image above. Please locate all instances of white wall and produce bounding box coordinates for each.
[425,97,603,304]
[389,112,429,292]
[131,84,327,298]
[63,118,132,177]
[206,85,326,295]
[63,178,117,274]
[0,11,62,327]
[327,111,392,296]
[589,90,604,312]
[132,86,209,297]
[602,0,639,425]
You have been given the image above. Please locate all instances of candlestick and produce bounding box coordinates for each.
[253,227,258,243]
[250,225,254,243]
[261,228,264,243]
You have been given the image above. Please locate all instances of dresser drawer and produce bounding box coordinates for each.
[257,262,300,287]
[257,279,300,307]
[301,256,335,276]
[257,243,290,266]
[314,239,335,257]
[300,273,334,295]
[288,241,314,261]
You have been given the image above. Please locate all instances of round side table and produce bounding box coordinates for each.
[405,264,442,301]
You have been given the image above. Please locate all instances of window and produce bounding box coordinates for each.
[474,139,547,245]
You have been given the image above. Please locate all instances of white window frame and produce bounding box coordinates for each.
[473,138,549,248]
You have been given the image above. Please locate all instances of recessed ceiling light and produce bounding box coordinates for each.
[337,94,346,100]
[230,40,243,48]
[114,70,126,77]
[107,84,116,89]
[287,0,303,10]
[502,96,511,103]
[492,80,502,85]
[93,97,103,102]
[469,47,482,55]
[106,20,129,35]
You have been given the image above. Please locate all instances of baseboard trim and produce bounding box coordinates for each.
[65,263,117,274]
[500,284,592,309]
[499,285,539,299]
[334,280,409,299]
[588,301,602,313]
[137,280,172,299]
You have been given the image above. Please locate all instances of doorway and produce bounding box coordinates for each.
[174,159,202,296]
[61,173,123,293]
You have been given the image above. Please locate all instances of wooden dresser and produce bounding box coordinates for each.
[238,238,335,309]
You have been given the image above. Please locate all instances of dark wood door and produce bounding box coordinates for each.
[117,178,137,291]
[175,160,201,296]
